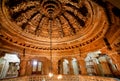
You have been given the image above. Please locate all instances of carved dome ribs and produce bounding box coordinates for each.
[65,3,88,17]
[30,11,40,20]
[65,10,85,27]
[79,5,88,17]
[65,3,79,10]
[11,6,36,20]
[56,17,65,37]
[21,11,40,30]
[35,16,46,36]
[60,14,77,36]
[34,15,45,35]
[2,0,93,42]
[62,13,76,34]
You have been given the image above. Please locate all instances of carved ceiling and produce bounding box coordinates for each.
[4,0,89,39]
[0,0,109,51]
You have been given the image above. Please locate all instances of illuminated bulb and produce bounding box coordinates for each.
[57,75,62,79]
[48,72,53,78]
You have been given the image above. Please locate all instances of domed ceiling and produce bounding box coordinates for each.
[0,0,108,50]
[2,0,91,40]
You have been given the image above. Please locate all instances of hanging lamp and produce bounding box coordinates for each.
[48,13,53,78]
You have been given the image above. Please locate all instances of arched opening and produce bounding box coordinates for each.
[85,51,118,77]
[58,58,70,74]
[0,53,20,79]
[58,58,80,75]
[26,57,50,75]
[32,60,43,74]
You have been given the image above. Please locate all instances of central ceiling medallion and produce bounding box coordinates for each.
[41,0,62,19]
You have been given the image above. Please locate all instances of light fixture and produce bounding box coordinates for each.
[49,72,54,78]
[57,74,63,79]
[48,13,54,78]
[48,10,63,79]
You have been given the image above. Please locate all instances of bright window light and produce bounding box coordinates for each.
[33,60,37,66]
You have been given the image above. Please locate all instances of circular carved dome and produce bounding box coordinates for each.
[0,0,108,50]
[2,0,91,42]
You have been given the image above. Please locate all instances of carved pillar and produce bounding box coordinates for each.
[78,58,87,75]
[60,59,64,74]
[101,48,120,76]
[52,58,58,74]
[99,61,112,76]
[19,58,27,76]
[109,53,120,76]
[68,58,74,75]
[43,60,49,75]
[92,59,102,76]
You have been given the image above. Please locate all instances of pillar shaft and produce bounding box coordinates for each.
[101,48,120,76]
[52,58,58,74]
[19,59,27,76]
[78,59,87,75]
[68,59,74,74]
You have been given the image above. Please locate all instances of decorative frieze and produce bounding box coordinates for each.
[0,75,117,81]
